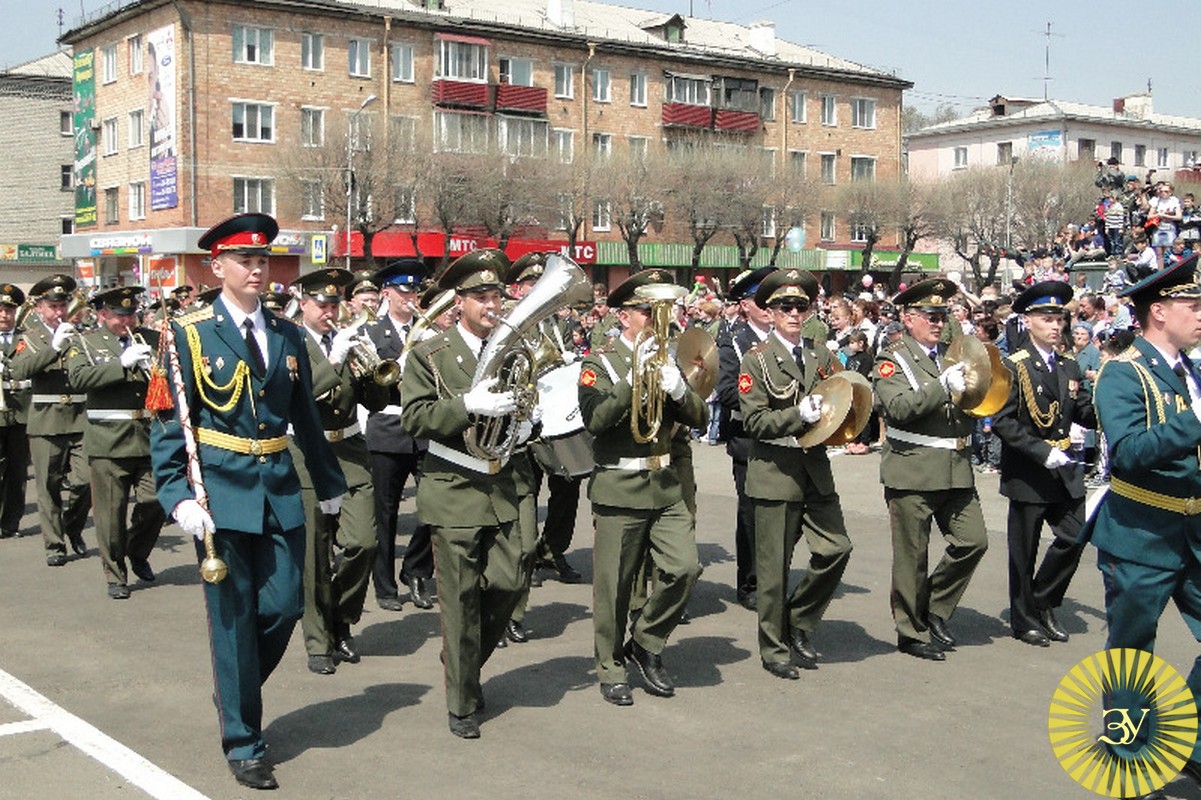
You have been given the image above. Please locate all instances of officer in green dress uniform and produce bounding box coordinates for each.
[9,274,92,566]
[1088,254,1201,790]
[578,269,707,706]
[150,213,346,790]
[65,286,165,599]
[0,284,31,540]
[738,269,854,679]
[400,249,527,740]
[991,281,1096,646]
[288,269,388,675]
[873,278,989,661]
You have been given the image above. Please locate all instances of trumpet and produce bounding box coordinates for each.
[336,307,401,386]
[630,283,688,443]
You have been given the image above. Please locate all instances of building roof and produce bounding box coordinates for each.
[2,50,72,79]
[909,93,1201,139]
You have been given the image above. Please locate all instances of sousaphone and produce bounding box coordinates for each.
[942,335,1013,418]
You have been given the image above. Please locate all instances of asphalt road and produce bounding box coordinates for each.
[1,443,1199,800]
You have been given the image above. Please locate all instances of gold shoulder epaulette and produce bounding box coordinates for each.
[414,332,450,358]
[1057,351,1076,361]
[176,306,214,327]
[1114,346,1141,363]
[1009,350,1030,362]
[883,339,904,355]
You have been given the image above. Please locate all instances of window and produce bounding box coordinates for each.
[592,199,611,232]
[435,39,486,81]
[128,35,143,75]
[301,180,324,220]
[301,32,324,70]
[348,111,372,152]
[666,74,709,106]
[434,110,489,153]
[789,90,807,123]
[760,88,775,121]
[997,141,1013,166]
[820,211,835,242]
[60,165,73,191]
[629,72,647,107]
[851,217,872,243]
[592,68,611,103]
[1078,138,1096,161]
[1185,150,1200,167]
[128,109,144,148]
[789,150,807,177]
[820,94,836,126]
[850,97,875,129]
[61,217,74,236]
[233,25,273,65]
[392,115,418,149]
[850,156,876,182]
[348,38,372,77]
[232,102,274,142]
[953,146,968,169]
[128,181,146,220]
[1133,144,1146,167]
[233,177,274,214]
[60,110,72,136]
[628,136,649,160]
[498,56,533,87]
[716,77,757,111]
[384,42,412,83]
[498,117,548,158]
[104,187,119,224]
[1110,141,1123,162]
[101,44,117,83]
[102,117,118,155]
[395,187,416,224]
[1157,147,1169,168]
[553,129,573,163]
[820,153,836,184]
[300,107,324,147]
[761,207,776,238]
[592,132,612,158]
[553,63,574,98]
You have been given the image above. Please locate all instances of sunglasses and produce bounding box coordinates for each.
[912,310,948,323]
[772,300,810,314]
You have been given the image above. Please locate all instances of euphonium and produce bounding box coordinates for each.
[13,299,35,329]
[337,307,400,386]
[399,289,456,374]
[630,283,688,443]
[464,254,591,461]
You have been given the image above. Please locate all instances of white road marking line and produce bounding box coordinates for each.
[0,668,210,800]
[0,719,52,737]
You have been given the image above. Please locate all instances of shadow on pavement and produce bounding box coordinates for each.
[813,620,897,664]
[481,655,595,713]
[669,635,751,688]
[358,613,443,658]
[266,682,430,762]
[522,601,590,640]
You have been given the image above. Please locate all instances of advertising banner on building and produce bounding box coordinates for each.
[72,51,97,227]
[147,25,179,211]
[1027,130,1063,159]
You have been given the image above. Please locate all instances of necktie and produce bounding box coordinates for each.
[119,336,130,351]
[321,332,333,356]
[792,345,805,373]
[243,319,265,375]
[928,349,940,370]
[479,339,488,361]
[1047,353,1056,374]
[1174,362,1192,396]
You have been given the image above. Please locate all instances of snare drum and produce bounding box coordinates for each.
[531,362,595,477]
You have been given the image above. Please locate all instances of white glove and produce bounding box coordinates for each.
[799,393,824,424]
[355,333,379,361]
[173,499,215,541]
[1044,449,1072,469]
[561,351,578,364]
[660,362,687,401]
[529,404,543,425]
[327,326,358,366]
[120,343,154,369]
[318,495,343,515]
[939,363,967,395]
[51,323,75,352]
[464,377,518,418]
[515,418,534,444]
[636,336,658,364]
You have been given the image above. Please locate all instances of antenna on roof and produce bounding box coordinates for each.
[57,7,65,40]
[1039,22,1062,101]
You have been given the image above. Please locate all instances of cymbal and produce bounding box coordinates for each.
[943,335,992,410]
[822,371,874,445]
[797,376,854,448]
[675,328,718,399]
[966,343,1013,418]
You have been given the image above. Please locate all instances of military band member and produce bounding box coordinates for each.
[65,287,165,599]
[991,281,1096,646]
[578,269,706,706]
[873,279,989,661]
[289,270,388,675]
[171,285,194,307]
[1088,255,1201,787]
[738,269,854,679]
[400,249,526,739]
[9,274,92,566]
[365,259,435,611]
[345,270,380,316]
[0,284,31,539]
[715,265,776,610]
[150,213,346,790]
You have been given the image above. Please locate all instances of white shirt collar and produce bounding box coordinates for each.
[221,296,264,332]
[1032,342,1056,367]
[456,322,485,357]
[1148,340,1183,370]
[773,330,802,352]
[748,321,771,341]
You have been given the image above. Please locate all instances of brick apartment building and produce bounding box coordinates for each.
[0,52,75,287]
[59,0,912,293]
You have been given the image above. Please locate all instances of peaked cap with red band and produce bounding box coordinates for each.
[198,212,279,258]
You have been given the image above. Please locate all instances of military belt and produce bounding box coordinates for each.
[376,404,403,416]
[1044,437,1071,451]
[86,409,149,421]
[32,393,86,405]
[762,436,803,448]
[427,439,507,474]
[887,428,970,451]
[325,422,361,442]
[196,428,289,456]
[1110,476,1201,516]
[600,453,671,471]
[2,380,30,390]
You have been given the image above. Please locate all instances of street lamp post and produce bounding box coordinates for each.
[1005,156,1019,252]
[345,94,377,269]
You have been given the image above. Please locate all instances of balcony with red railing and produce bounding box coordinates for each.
[494,83,547,114]
[662,102,713,130]
[432,79,489,109]
[713,109,760,133]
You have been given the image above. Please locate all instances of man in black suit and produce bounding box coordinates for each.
[992,281,1097,646]
[714,266,775,610]
[364,260,435,611]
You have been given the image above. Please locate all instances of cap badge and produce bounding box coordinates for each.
[251,232,264,244]
[480,270,496,283]
[786,270,799,279]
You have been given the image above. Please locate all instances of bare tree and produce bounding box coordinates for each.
[593,148,668,272]
[931,166,1010,288]
[1008,159,1098,250]
[662,139,729,271]
[425,150,491,273]
[886,178,941,291]
[836,178,901,274]
[722,147,776,269]
[764,164,825,268]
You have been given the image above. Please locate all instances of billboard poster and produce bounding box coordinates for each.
[147,24,179,211]
[72,50,97,227]
[1027,129,1063,159]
